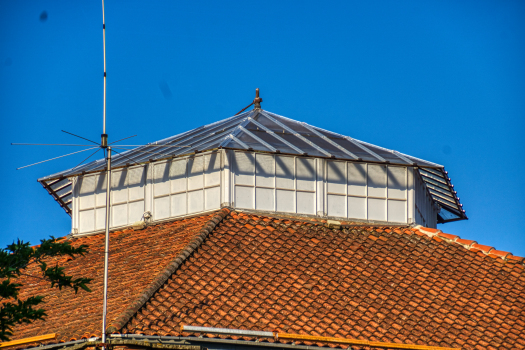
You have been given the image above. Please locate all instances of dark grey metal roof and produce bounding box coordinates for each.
[38,109,466,223]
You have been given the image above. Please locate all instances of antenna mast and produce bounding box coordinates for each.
[102,0,107,138]
[101,1,111,349]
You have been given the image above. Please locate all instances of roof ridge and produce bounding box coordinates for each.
[412,225,525,265]
[106,208,231,334]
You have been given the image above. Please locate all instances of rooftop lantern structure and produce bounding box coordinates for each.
[39,90,466,235]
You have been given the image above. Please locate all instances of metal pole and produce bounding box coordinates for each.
[101,146,111,348]
[102,0,107,135]
[101,2,109,347]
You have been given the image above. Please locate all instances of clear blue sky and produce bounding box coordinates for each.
[1,1,524,256]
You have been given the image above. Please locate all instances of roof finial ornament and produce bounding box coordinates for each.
[253,88,263,110]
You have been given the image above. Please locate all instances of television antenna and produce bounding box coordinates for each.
[10,1,190,348]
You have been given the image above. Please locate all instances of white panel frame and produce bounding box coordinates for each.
[74,164,147,234]
[71,148,434,235]
[324,160,409,223]
[152,151,222,221]
[232,151,318,216]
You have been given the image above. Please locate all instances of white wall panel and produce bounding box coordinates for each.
[235,186,254,209]
[171,193,187,216]
[387,166,406,199]
[276,189,294,212]
[348,163,366,196]
[234,152,255,185]
[368,165,387,197]
[368,198,386,221]
[205,153,221,187]
[79,210,94,232]
[129,167,145,201]
[205,187,220,210]
[296,158,315,191]
[154,163,170,196]
[348,196,366,220]
[154,196,170,220]
[188,189,204,213]
[327,194,346,217]
[95,208,106,230]
[79,193,95,211]
[112,170,128,204]
[388,199,406,223]
[327,161,346,194]
[129,201,144,223]
[79,176,96,210]
[276,156,294,189]
[112,203,128,226]
[79,175,96,194]
[170,159,187,193]
[95,175,106,206]
[256,187,274,211]
[297,192,315,215]
[256,154,274,188]
[188,157,204,191]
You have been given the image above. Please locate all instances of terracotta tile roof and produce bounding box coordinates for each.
[7,209,525,350]
[122,211,525,350]
[8,210,227,344]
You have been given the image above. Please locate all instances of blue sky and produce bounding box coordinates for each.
[1,0,524,256]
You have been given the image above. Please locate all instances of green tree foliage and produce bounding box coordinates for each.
[0,237,92,341]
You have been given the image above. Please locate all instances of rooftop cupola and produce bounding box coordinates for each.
[39,93,466,235]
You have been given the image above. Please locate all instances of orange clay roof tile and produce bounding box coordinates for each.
[7,209,229,344]
[119,211,525,349]
[7,210,525,350]
[471,243,494,254]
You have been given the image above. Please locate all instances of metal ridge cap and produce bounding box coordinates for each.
[111,334,335,350]
[182,325,273,337]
